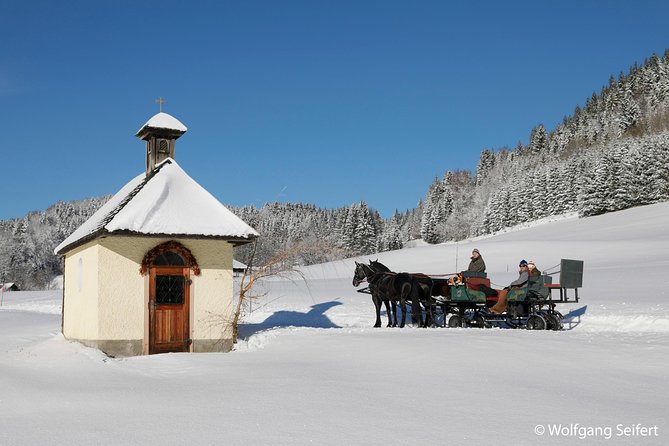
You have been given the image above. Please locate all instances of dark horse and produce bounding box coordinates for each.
[369,260,437,327]
[353,261,425,328]
[353,261,393,327]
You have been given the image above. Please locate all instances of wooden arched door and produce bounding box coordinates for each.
[148,250,191,354]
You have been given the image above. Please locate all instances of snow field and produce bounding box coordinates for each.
[1,202,669,444]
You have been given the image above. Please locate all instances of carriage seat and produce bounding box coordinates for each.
[464,276,491,290]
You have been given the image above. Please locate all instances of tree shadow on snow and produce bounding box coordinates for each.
[238,301,342,340]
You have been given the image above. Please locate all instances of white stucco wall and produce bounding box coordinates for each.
[189,241,234,342]
[64,235,234,346]
[62,241,100,340]
[97,237,147,340]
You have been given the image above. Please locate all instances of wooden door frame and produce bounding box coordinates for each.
[148,266,191,354]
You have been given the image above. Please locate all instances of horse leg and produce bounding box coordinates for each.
[372,294,382,328]
[383,299,393,327]
[425,298,435,328]
[410,283,423,327]
[422,283,435,327]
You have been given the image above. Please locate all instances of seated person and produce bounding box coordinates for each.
[447,249,488,287]
[467,248,486,273]
[489,259,530,314]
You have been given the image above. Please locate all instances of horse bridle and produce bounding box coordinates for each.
[353,263,371,287]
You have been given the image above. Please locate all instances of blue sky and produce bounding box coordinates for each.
[1,0,668,220]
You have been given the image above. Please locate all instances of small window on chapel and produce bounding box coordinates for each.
[158,139,169,154]
[153,251,185,266]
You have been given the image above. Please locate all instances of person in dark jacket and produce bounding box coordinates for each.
[489,259,530,314]
[467,249,486,273]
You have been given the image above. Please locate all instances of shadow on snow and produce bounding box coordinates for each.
[562,305,587,330]
[238,301,342,339]
[237,301,586,338]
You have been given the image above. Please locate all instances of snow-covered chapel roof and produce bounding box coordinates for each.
[137,112,187,135]
[55,158,259,254]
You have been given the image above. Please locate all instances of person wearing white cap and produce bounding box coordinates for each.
[527,260,541,280]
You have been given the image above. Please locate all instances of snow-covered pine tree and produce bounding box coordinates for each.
[618,83,642,136]
[611,144,640,210]
[529,167,548,219]
[475,149,495,185]
[403,203,423,241]
[355,201,378,255]
[383,213,403,251]
[420,196,438,243]
[420,178,438,243]
[529,124,548,157]
[580,155,612,216]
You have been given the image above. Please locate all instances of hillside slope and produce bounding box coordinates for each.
[0,202,667,445]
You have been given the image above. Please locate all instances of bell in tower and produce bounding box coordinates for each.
[136,107,188,176]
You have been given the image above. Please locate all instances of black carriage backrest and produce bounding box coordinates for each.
[559,259,584,288]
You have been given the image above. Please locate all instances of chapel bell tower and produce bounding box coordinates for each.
[136,105,188,175]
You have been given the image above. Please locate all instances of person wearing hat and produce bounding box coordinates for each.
[489,259,531,314]
[527,260,542,280]
[467,248,486,273]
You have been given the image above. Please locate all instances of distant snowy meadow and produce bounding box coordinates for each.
[1,203,668,445]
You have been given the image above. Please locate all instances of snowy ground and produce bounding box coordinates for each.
[1,203,669,445]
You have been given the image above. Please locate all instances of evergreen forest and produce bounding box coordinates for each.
[2,51,669,289]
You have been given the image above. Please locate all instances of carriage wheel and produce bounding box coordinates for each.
[472,314,491,328]
[526,315,547,330]
[545,314,563,331]
[448,315,465,328]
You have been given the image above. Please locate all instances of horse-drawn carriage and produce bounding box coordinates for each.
[353,259,584,331]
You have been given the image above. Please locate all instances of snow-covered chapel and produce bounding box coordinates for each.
[55,111,258,356]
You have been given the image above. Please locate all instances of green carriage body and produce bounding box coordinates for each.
[507,274,552,302]
[449,285,487,303]
[448,273,491,303]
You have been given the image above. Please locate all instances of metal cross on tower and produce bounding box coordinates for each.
[155,96,166,112]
